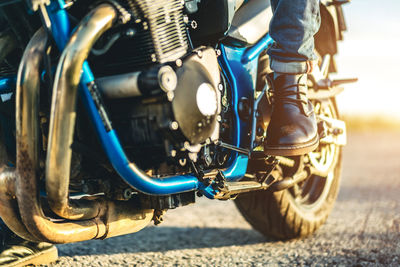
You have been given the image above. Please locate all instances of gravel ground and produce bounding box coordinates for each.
[51,131,400,266]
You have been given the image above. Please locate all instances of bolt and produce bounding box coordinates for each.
[125,28,136,37]
[123,188,133,200]
[184,141,190,149]
[218,84,224,91]
[63,0,74,8]
[179,158,187,166]
[205,154,212,166]
[171,150,177,157]
[159,66,177,92]
[170,121,179,130]
[190,20,198,29]
[333,128,343,135]
[167,91,174,101]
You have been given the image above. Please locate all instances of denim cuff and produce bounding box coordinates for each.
[270,59,314,74]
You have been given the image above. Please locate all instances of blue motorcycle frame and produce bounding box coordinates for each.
[0,0,274,199]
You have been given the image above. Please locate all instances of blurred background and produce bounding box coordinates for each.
[335,0,400,130]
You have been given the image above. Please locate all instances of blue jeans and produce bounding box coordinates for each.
[268,0,321,74]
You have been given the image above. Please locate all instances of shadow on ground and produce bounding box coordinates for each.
[58,226,269,256]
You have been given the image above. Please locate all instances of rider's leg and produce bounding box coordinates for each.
[264,0,320,156]
[0,219,58,266]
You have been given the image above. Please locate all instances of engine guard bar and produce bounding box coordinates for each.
[45,1,247,199]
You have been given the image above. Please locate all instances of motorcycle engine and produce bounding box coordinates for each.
[88,0,221,168]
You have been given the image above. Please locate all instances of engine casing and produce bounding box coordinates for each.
[108,48,221,166]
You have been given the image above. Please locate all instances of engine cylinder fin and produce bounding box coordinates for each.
[135,0,188,63]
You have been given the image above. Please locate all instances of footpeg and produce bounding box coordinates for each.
[331,78,358,87]
[213,157,280,200]
[317,115,347,146]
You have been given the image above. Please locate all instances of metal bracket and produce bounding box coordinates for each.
[27,0,50,11]
[214,141,250,156]
[190,160,209,187]
[251,80,270,150]
[213,171,227,192]
[257,156,279,184]
[152,210,166,226]
[269,168,310,192]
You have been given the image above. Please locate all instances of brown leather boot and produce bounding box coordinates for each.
[0,226,58,267]
[264,73,319,156]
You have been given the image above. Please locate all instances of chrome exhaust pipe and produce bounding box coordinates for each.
[11,5,153,244]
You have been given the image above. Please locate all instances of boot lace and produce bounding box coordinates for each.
[266,75,308,106]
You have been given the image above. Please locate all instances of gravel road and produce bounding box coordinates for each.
[52,131,400,266]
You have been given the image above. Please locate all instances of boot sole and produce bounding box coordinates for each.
[264,134,320,156]
[7,246,58,267]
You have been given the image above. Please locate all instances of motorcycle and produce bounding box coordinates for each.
[0,0,354,244]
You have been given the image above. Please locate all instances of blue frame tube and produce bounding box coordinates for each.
[218,45,249,180]
[219,35,274,177]
[241,34,274,64]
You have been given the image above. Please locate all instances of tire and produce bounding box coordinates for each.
[235,98,343,240]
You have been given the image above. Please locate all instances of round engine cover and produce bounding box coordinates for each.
[172,48,221,145]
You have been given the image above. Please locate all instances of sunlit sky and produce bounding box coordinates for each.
[334,0,400,119]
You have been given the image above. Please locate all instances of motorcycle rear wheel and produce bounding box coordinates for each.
[235,98,342,240]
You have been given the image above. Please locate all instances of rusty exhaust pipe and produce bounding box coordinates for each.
[45,4,119,220]
[0,29,38,242]
[13,6,153,244]
[0,169,38,242]
[16,28,105,243]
